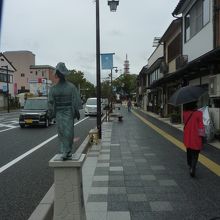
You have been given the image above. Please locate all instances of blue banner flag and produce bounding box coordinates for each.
[101,53,114,70]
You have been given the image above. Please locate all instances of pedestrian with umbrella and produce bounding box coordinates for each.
[169,85,207,177]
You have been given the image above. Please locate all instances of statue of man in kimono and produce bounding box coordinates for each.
[48,62,81,160]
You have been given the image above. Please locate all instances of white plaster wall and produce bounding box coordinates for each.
[148,44,163,66]
[183,24,213,61]
[168,59,176,73]
[183,0,213,61]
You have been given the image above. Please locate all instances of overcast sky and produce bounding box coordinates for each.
[1,0,179,84]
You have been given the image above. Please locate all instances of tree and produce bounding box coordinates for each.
[113,74,137,98]
[66,70,86,89]
[101,80,111,99]
[66,69,96,100]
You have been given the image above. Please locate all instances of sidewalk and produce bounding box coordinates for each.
[139,108,220,150]
[82,107,220,220]
[0,109,20,116]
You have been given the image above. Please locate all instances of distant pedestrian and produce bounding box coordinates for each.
[183,101,205,177]
[127,98,132,112]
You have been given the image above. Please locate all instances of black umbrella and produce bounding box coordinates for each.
[168,85,207,106]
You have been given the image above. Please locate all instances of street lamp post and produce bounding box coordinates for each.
[96,0,119,139]
[1,65,9,113]
[110,67,118,110]
[96,0,102,139]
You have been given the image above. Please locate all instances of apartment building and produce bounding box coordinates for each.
[0,53,16,108]
[29,65,55,96]
[3,51,35,94]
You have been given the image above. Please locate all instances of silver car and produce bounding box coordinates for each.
[84,98,97,116]
[84,98,108,116]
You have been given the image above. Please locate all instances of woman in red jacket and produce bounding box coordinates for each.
[183,101,204,177]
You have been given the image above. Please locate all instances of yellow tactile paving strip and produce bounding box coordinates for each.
[132,110,220,177]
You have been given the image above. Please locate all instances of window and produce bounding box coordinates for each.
[0,73,3,82]
[184,0,210,42]
[0,73,12,83]
[10,75,13,83]
[149,68,162,85]
[185,14,190,41]
[21,73,25,77]
[203,0,210,25]
[168,34,181,62]
[3,74,7,82]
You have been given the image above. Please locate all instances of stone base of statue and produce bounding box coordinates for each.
[49,154,86,220]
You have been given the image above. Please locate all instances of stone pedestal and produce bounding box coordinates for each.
[49,154,86,220]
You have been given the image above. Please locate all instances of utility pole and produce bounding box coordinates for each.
[1,65,9,113]
[110,67,118,110]
[96,0,102,139]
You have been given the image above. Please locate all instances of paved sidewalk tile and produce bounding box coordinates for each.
[150,201,173,211]
[107,211,130,220]
[86,211,107,220]
[83,108,220,220]
[86,202,107,212]
[89,187,108,194]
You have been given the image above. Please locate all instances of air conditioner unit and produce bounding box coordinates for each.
[209,74,220,97]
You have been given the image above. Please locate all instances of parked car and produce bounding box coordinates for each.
[84,98,108,116]
[19,97,53,128]
[85,98,97,116]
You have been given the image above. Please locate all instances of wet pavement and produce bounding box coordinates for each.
[82,106,220,220]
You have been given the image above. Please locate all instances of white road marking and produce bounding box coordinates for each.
[0,123,19,133]
[9,120,19,124]
[0,127,20,133]
[0,117,89,174]
[0,123,17,128]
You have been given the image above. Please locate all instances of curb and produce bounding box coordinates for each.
[28,185,54,220]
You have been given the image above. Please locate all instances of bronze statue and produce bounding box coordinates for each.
[48,62,81,160]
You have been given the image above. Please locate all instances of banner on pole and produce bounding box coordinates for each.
[101,53,114,70]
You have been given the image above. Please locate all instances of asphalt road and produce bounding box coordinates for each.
[0,109,96,220]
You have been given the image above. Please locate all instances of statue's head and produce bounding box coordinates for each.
[54,62,69,82]
[55,62,69,75]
